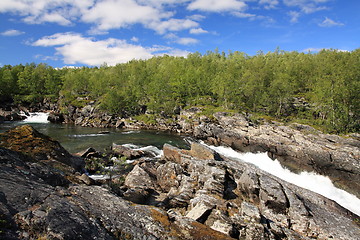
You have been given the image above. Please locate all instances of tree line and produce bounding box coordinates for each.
[0,49,359,133]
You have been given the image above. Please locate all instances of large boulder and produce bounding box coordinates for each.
[0,125,84,172]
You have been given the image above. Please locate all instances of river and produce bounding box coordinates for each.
[0,112,190,153]
[1,112,360,216]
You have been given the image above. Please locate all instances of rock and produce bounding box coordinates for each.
[160,143,360,239]
[162,143,183,163]
[124,165,155,190]
[112,143,146,159]
[47,112,64,123]
[186,195,219,222]
[98,130,110,134]
[0,125,85,172]
[0,132,241,240]
[77,173,96,185]
[122,188,150,204]
[115,119,125,128]
[195,112,360,198]
[1,126,359,240]
[156,162,183,192]
[75,147,97,158]
[189,142,223,161]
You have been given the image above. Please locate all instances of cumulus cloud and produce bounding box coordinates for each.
[32,32,190,66]
[0,0,88,25]
[0,29,25,36]
[318,17,344,27]
[189,28,208,34]
[81,0,164,30]
[148,18,199,34]
[187,0,247,12]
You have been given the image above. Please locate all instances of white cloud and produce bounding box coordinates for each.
[32,32,190,66]
[176,37,198,45]
[283,0,329,13]
[166,49,191,57]
[148,18,199,34]
[0,29,25,36]
[318,17,344,27]
[187,0,247,12]
[232,12,275,24]
[38,12,72,26]
[233,12,257,18]
[259,0,279,9]
[81,0,163,30]
[287,11,301,23]
[0,0,88,25]
[190,28,208,34]
[32,32,85,46]
[165,33,198,45]
[131,36,139,42]
[188,14,206,21]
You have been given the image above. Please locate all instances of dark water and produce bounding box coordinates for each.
[0,120,190,154]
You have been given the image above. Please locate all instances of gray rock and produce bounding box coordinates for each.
[1,126,359,240]
[124,165,155,190]
[195,112,360,198]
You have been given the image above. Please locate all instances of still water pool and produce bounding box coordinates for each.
[0,112,189,153]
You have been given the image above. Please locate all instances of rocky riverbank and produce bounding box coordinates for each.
[0,125,359,239]
[3,101,360,204]
[49,104,360,199]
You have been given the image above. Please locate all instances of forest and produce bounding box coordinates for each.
[0,49,359,134]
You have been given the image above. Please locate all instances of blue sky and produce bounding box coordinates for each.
[0,0,359,67]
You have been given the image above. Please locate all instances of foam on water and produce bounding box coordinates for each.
[22,112,49,123]
[122,143,163,158]
[70,134,106,138]
[205,143,360,216]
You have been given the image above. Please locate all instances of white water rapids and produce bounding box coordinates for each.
[205,143,360,216]
[21,112,49,123]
